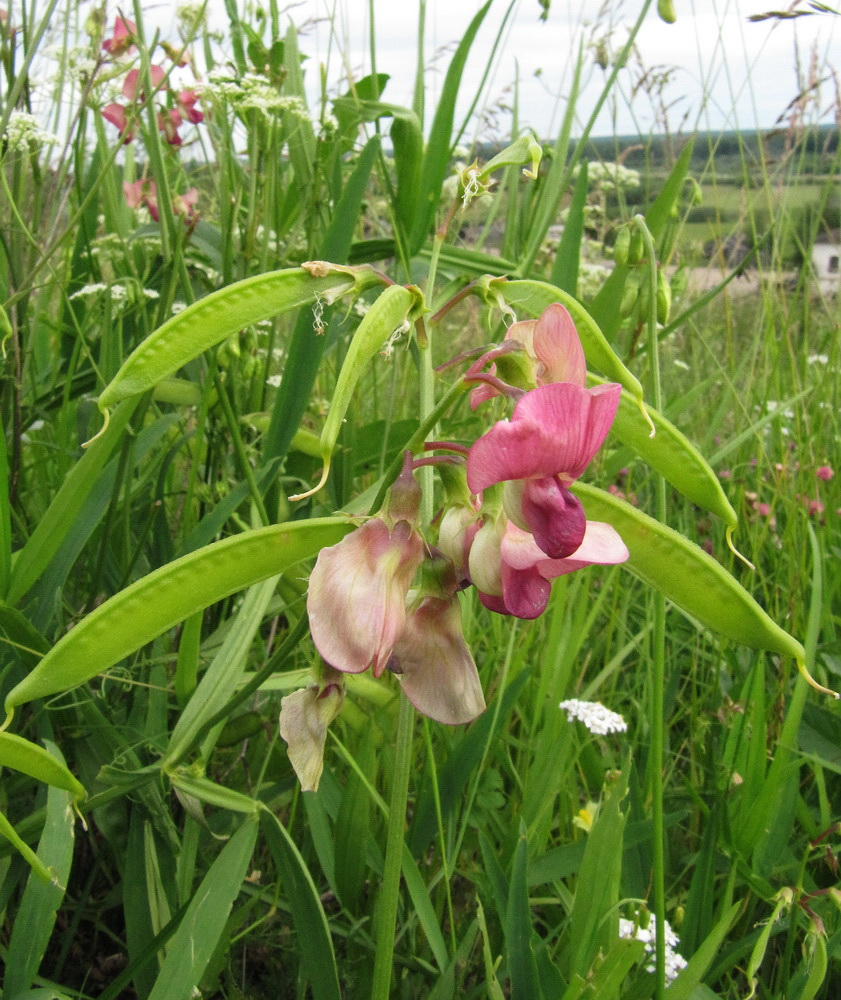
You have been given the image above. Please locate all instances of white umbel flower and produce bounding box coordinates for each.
[619,914,688,985]
[559,699,627,735]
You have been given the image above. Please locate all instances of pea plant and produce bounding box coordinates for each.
[2,1,840,999]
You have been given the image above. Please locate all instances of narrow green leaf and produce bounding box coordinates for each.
[260,810,342,1000]
[3,743,76,996]
[0,732,85,800]
[409,2,492,253]
[0,412,10,598]
[506,821,541,1000]
[6,397,141,606]
[147,817,258,1000]
[551,159,588,293]
[665,901,741,1000]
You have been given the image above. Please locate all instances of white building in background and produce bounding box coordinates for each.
[812,233,841,295]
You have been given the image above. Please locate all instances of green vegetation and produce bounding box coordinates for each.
[0,2,839,999]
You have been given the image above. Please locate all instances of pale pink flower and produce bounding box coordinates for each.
[176,89,204,124]
[122,65,166,101]
[388,595,485,724]
[102,102,134,142]
[816,466,834,482]
[158,108,183,145]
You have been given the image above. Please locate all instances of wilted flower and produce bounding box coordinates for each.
[559,698,628,735]
[279,679,345,791]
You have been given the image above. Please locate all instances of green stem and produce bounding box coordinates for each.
[639,218,667,1000]
[370,693,415,1000]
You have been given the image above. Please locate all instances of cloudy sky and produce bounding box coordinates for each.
[280,0,839,138]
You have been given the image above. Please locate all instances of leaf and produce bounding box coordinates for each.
[146,817,258,1000]
[3,743,76,996]
[260,810,342,1000]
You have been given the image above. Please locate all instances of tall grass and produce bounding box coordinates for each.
[0,2,839,999]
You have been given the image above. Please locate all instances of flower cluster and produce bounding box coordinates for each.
[619,913,688,985]
[559,699,627,735]
[281,305,628,788]
[100,18,204,148]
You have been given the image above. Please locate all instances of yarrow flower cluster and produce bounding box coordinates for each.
[1,110,60,151]
[619,914,688,985]
[281,304,629,789]
[559,699,628,735]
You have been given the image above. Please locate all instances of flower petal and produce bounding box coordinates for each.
[506,477,587,559]
[307,519,423,675]
[532,304,586,386]
[388,597,486,724]
[535,520,629,578]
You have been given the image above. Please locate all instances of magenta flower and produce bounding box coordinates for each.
[816,465,834,482]
[388,594,485,724]
[470,303,587,408]
[467,380,621,558]
[158,108,183,145]
[475,520,629,620]
[122,65,166,101]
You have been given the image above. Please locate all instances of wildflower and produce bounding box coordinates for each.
[1,110,60,150]
[817,465,834,481]
[101,16,137,57]
[158,108,183,145]
[122,65,166,100]
[123,179,159,220]
[467,380,621,559]
[279,678,345,791]
[559,698,627,735]
[470,303,587,408]
[619,913,687,985]
[101,102,135,143]
[176,89,204,124]
[307,453,424,677]
[388,588,485,725]
[171,187,199,221]
[471,519,628,619]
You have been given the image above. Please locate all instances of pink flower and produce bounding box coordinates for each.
[817,466,834,482]
[470,303,586,408]
[176,89,204,124]
[172,187,199,221]
[467,380,621,558]
[122,65,166,101]
[102,102,134,142]
[388,594,485,724]
[123,179,159,221]
[471,519,628,619]
[158,108,183,145]
[307,454,424,676]
[102,16,137,57]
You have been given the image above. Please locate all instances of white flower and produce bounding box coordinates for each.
[619,913,688,985]
[1,111,60,151]
[559,699,627,735]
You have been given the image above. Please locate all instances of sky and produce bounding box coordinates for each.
[263,0,840,139]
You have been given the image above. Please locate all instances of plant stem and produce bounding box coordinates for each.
[370,693,415,1000]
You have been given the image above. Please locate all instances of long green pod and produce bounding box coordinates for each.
[0,731,86,800]
[3,518,354,717]
[591,375,738,529]
[571,483,832,695]
[96,264,383,414]
[476,276,645,408]
[291,283,424,500]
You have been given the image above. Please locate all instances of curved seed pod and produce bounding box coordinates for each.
[96,264,385,416]
[290,283,425,500]
[573,483,831,695]
[3,518,354,717]
[657,0,677,23]
[475,276,645,408]
[590,374,738,529]
[0,732,85,800]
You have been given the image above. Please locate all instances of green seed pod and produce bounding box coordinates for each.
[613,226,632,267]
[656,269,672,324]
[628,226,645,265]
[657,0,677,24]
[619,271,641,318]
